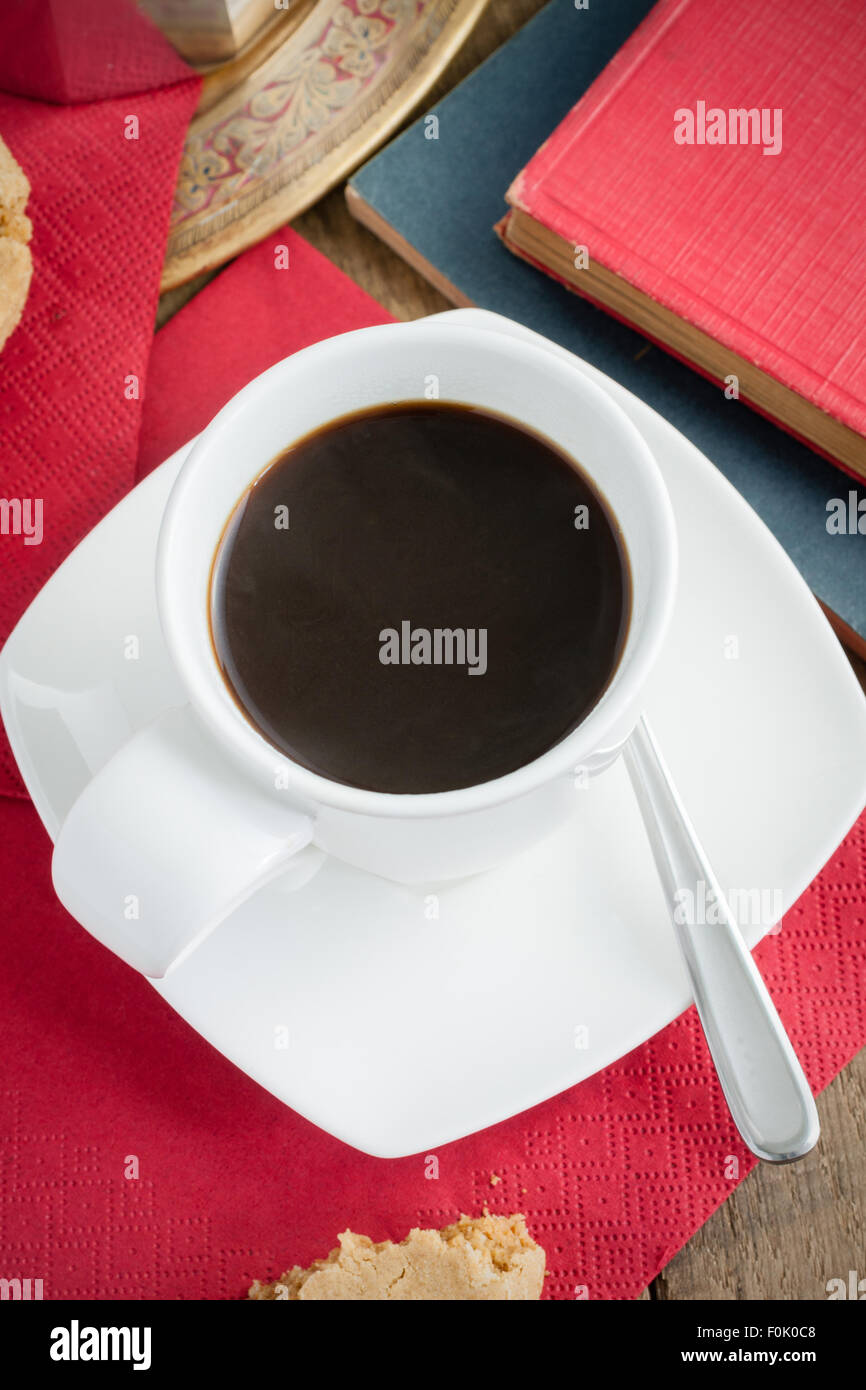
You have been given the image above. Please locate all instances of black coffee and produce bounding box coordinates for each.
[210,402,629,794]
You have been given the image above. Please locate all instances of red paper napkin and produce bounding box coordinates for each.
[137,230,393,475]
[0,65,199,797]
[1,226,865,1300]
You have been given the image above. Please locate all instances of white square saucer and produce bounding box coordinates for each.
[2,309,864,1157]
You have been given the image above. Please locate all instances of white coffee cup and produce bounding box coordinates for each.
[52,317,677,978]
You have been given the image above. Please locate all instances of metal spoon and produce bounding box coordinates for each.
[623,714,819,1163]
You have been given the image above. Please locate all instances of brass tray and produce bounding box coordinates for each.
[162,0,489,289]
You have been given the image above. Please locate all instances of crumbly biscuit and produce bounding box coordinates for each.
[0,134,30,214]
[0,134,33,351]
[0,208,31,242]
[249,1213,545,1301]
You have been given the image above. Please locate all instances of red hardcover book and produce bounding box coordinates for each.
[501,0,866,480]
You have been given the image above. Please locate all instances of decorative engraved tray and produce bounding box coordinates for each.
[162,0,489,289]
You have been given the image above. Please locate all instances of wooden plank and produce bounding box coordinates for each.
[653,1049,866,1300]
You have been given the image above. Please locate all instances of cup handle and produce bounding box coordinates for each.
[51,705,314,978]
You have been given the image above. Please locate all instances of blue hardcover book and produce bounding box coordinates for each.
[347,0,866,653]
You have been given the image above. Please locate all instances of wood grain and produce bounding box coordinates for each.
[651,1053,866,1300]
[157,0,865,1300]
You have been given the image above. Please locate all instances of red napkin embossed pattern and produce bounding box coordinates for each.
[0,67,200,795]
[0,0,192,104]
[0,224,864,1299]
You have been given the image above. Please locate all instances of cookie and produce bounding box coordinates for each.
[249,1212,545,1301]
[0,134,33,352]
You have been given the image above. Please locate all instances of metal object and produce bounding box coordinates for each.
[161,1,491,289]
[624,714,820,1162]
[140,0,281,64]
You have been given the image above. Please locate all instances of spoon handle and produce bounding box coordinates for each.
[623,715,819,1163]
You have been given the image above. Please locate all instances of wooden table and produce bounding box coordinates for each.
[159,0,866,1301]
